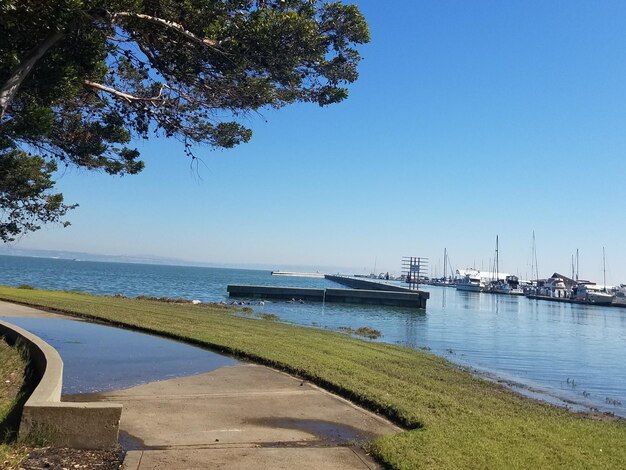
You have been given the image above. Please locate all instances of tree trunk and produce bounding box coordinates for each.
[0,30,65,119]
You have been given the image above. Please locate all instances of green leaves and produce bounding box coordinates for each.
[0,0,369,239]
[0,150,77,242]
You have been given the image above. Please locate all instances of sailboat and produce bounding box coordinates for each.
[484,236,507,293]
[572,247,614,305]
[433,248,455,287]
[485,236,523,295]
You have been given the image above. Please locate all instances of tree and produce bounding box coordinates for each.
[0,0,369,241]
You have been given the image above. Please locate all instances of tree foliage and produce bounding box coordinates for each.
[0,150,77,242]
[0,0,369,241]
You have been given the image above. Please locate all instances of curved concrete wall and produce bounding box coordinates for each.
[0,319,122,449]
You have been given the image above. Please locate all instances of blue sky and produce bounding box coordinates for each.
[8,0,626,283]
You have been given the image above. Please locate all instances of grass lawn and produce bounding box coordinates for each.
[0,334,27,468]
[0,286,624,469]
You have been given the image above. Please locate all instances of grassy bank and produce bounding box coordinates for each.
[0,335,28,467]
[1,287,624,469]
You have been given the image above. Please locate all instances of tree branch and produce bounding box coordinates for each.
[84,80,167,103]
[0,30,65,119]
[112,12,218,48]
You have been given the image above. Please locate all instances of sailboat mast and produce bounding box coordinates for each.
[603,247,606,291]
[532,231,539,281]
[496,235,499,281]
[576,249,579,281]
[443,248,447,281]
[530,234,534,282]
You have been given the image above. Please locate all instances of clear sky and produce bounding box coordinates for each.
[8,0,626,283]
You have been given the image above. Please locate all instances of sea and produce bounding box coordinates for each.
[1,254,625,416]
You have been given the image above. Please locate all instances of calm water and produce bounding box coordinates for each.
[0,316,237,394]
[1,255,625,415]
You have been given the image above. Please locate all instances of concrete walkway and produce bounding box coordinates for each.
[1,301,400,469]
[72,365,399,469]
[0,300,64,318]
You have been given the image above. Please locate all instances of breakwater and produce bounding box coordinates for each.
[325,274,416,292]
[227,285,427,308]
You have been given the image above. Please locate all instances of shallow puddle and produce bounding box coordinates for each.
[1,316,238,394]
[246,418,375,446]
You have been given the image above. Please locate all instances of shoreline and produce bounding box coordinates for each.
[1,286,626,468]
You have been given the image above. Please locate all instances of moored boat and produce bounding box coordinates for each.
[456,269,482,292]
[573,283,614,305]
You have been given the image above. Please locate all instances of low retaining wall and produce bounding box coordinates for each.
[0,319,122,449]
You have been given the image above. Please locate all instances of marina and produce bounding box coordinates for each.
[431,270,626,309]
[425,241,624,308]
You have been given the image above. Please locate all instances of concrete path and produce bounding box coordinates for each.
[0,300,65,318]
[1,301,401,469]
[71,364,399,469]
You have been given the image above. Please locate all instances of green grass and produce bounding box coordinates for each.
[0,286,624,469]
[0,336,28,467]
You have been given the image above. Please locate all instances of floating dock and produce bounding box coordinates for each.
[227,285,428,308]
[526,294,615,307]
[270,271,326,278]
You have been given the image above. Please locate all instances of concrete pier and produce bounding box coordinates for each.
[227,285,427,308]
[325,275,430,307]
[271,271,326,278]
[228,285,324,302]
[325,275,416,292]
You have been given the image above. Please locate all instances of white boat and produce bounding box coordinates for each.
[487,279,511,294]
[456,269,482,292]
[537,276,569,298]
[588,291,614,305]
[504,275,525,295]
[572,248,614,305]
[574,283,614,305]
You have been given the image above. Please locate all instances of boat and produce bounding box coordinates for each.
[486,279,507,294]
[571,248,614,305]
[526,273,571,298]
[504,275,524,295]
[483,236,524,295]
[432,248,455,287]
[484,236,506,294]
[573,283,614,305]
[455,269,482,292]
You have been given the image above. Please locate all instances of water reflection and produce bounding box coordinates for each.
[0,316,238,394]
